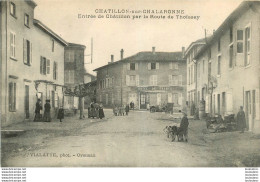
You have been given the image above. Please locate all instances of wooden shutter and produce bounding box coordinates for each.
[126,75,130,86]
[9,82,13,111]
[136,75,139,86]
[40,57,43,74]
[127,63,130,70]
[148,63,151,70]
[47,59,50,74]
[30,42,32,65]
[135,63,138,70]
[169,75,172,85]
[23,39,27,64]
[156,62,159,69]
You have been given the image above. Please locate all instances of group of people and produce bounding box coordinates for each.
[113,104,130,116]
[34,99,64,122]
[89,102,105,119]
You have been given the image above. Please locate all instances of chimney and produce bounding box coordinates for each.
[120,49,124,60]
[182,47,185,58]
[111,55,114,63]
[152,47,155,54]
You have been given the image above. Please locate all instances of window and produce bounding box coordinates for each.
[10,32,16,58]
[52,40,55,52]
[245,26,250,66]
[169,62,178,69]
[237,30,243,53]
[169,75,178,85]
[150,75,157,85]
[23,39,32,65]
[230,27,233,43]
[178,75,182,85]
[10,2,16,17]
[40,57,47,75]
[130,63,135,70]
[65,70,74,83]
[53,62,58,80]
[229,45,234,68]
[151,63,156,70]
[130,75,136,86]
[218,39,221,52]
[24,14,29,27]
[66,52,74,62]
[197,63,200,78]
[9,82,16,112]
[217,56,221,75]
[173,93,178,104]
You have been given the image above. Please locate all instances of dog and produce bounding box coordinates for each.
[164,125,179,141]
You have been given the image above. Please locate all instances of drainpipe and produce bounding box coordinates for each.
[5,1,8,122]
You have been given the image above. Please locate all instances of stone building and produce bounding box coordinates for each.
[64,43,86,110]
[94,47,187,110]
[194,1,260,132]
[184,38,206,115]
[0,0,67,126]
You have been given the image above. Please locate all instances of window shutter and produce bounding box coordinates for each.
[9,82,13,111]
[127,63,130,70]
[136,75,139,86]
[43,58,47,75]
[56,62,58,80]
[30,42,32,65]
[10,33,13,56]
[156,62,159,69]
[178,75,182,85]
[169,75,172,85]
[148,63,151,70]
[23,39,27,64]
[47,59,50,74]
[126,75,130,86]
[169,62,173,69]
[135,63,138,70]
[40,57,43,74]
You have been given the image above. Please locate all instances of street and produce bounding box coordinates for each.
[2,110,260,167]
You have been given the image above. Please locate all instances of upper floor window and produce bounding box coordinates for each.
[126,75,139,86]
[52,40,55,52]
[65,70,74,83]
[217,56,221,75]
[10,2,16,18]
[53,62,58,80]
[24,14,29,27]
[23,39,32,65]
[245,26,250,66]
[40,56,50,75]
[148,62,159,70]
[229,45,234,68]
[237,30,243,53]
[127,63,138,71]
[66,52,74,62]
[169,75,182,86]
[150,75,157,86]
[10,32,16,59]
[230,27,233,43]
[169,62,178,70]
[218,39,221,52]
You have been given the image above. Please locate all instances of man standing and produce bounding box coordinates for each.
[237,106,246,133]
[178,112,189,142]
[44,100,51,122]
[34,99,42,122]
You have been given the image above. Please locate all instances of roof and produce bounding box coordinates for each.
[25,0,37,7]
[93,51,184,71]
[67,43,86,49]
[33,19,68,46]
[84,72,96,77]
[184,37,207,58]
[194,1,260,60]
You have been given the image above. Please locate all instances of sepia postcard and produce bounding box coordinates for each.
[1,0,260,168]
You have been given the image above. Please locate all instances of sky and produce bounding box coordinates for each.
[33,0,243,75]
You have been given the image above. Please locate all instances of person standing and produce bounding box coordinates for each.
[237,106,246,133]
[99,103,105,119]
[44,99,51,122]
[57,106,64,122]
[125,104,130,116]
[178,112,189,142]
[34,99,42,122]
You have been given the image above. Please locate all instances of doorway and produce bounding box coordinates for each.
[140,93,146,109]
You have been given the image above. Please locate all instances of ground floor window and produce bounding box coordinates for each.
[9,82,16,112]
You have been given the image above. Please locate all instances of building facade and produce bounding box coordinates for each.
[194,1,260,132]
[64,43,86,110]
[94,47,187,110]
[0,0,67,126]
[184,38,206,115]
